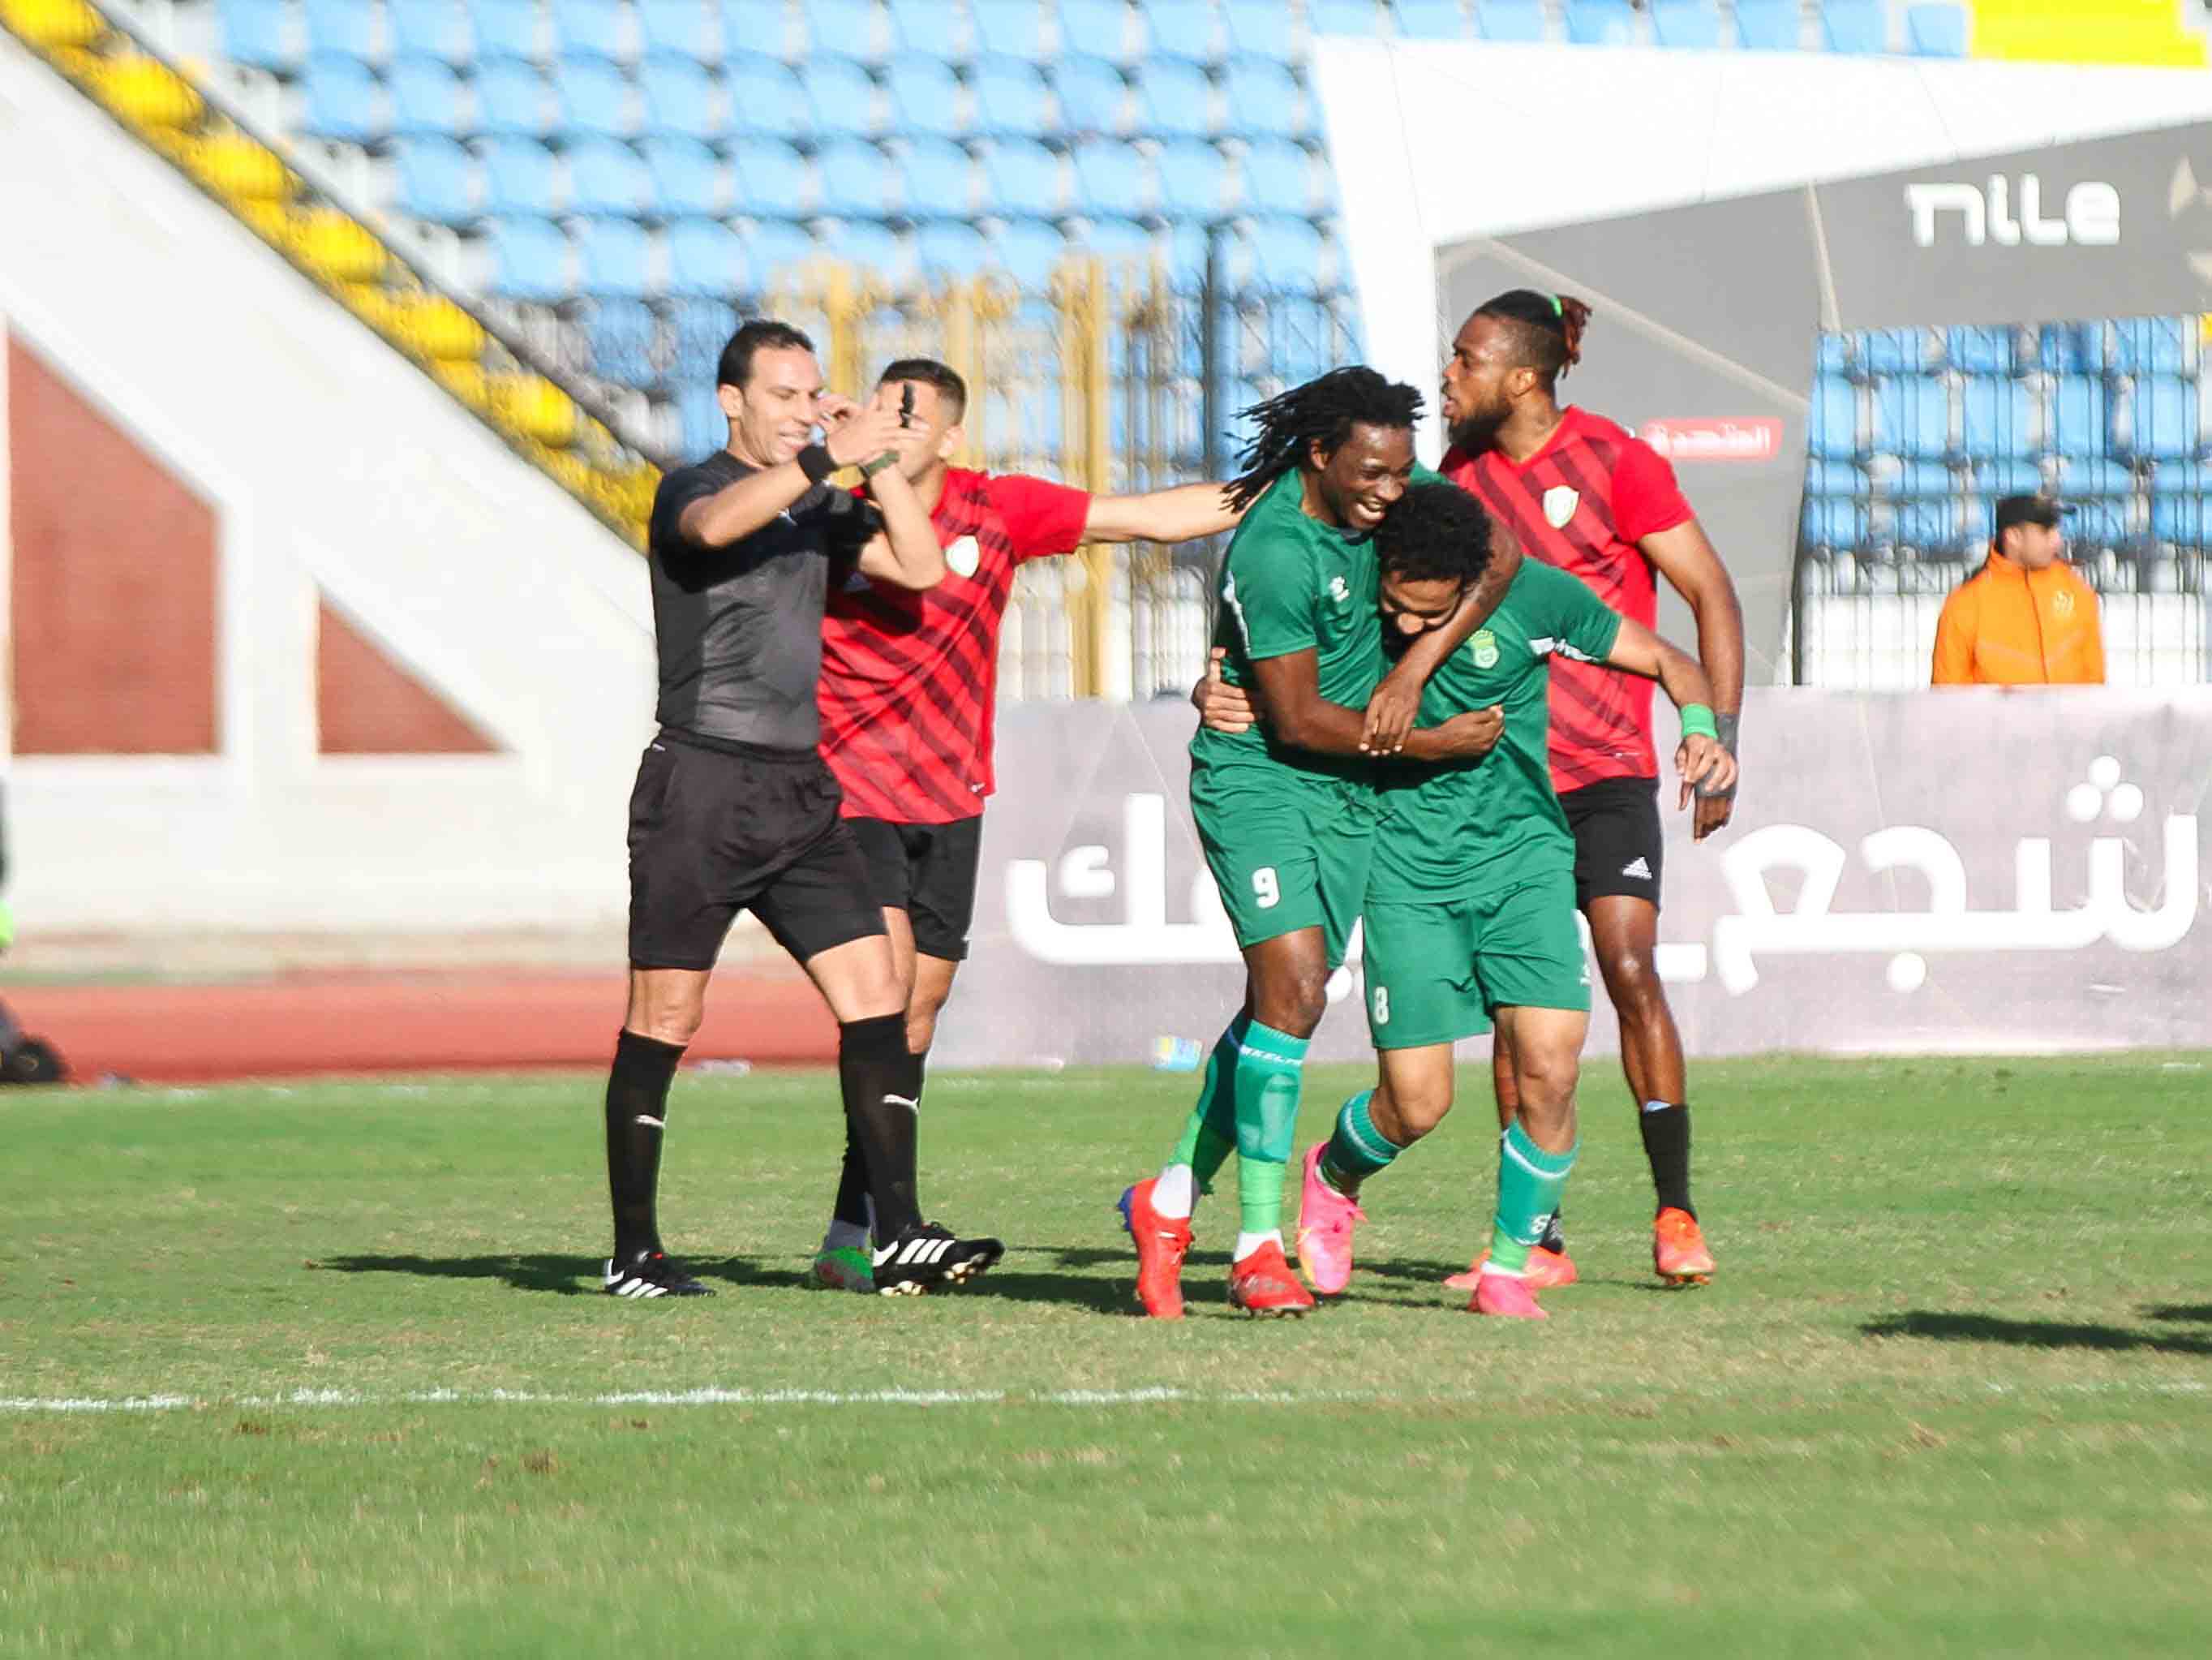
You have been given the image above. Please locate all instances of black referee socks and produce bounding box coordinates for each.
[830,1046,924,1234]
[605,1028,686,1259]
[839,1013,922,1244]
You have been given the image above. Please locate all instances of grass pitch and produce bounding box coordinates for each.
[4,1054,2210,1657]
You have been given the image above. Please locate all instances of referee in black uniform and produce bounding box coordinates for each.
[602,319,1003,1298]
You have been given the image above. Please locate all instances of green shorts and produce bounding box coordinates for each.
[1360,870,1590,1050]
[1191,771,1376,971]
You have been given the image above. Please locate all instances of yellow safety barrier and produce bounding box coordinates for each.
[390,295,486,362]
[94,50,200,125]
[0,0,99,49]
[491,375,578,448]
[290,209,386,283]
[186,131,290,202]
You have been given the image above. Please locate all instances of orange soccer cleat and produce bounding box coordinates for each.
[1227,1238,1316,1317]
[1467,1269,1548,1319]
[1118,1178,1192,1319]
[1652,1207,1716,1285]
[1445,1245,1578,1292]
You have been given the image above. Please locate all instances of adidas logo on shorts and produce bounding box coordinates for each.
[1620,856,1653,880]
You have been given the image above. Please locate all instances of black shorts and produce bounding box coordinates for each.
[848,815,984,961]
[626,731,886,971]
[1559,774,1664,913]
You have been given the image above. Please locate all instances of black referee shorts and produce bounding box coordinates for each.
[625,731,886,971]
[1559,774,1664,914]
[847,815,984,962]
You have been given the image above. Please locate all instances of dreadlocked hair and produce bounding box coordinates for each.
[1475,290,1592,386]
[1223,366,1424,513]
[1373,482,1496,589]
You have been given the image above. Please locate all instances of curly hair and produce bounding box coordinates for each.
[1223,366,1424,513]
[1474,290,1592,388]
[1373,482,1497,589]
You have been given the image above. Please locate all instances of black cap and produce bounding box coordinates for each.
[1993,494,2072,536]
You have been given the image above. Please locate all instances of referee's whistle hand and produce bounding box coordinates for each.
[1675,737,1737,819]
[823,402,904,469]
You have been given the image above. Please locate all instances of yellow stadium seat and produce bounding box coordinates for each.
[391,295,487,363]
[493,376,579,448]
[188,132,290,203]
[1970,0,2206,67]
[0,0,102,49]
[431,359,492,409]
[97,53,203,127]
[290,209,386,283]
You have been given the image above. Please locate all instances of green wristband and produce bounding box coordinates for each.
[859,450,898,479]
[1680,703,1720,742]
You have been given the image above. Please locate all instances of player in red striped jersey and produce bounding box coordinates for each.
[806,358,1244,1291]
[1437,291,1746,1287]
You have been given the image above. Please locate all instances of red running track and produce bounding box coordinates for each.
[11,970,841,1082]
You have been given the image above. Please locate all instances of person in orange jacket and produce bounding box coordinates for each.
[1931,495,2105,686]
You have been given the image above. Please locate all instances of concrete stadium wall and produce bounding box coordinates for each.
[0,30,657,935]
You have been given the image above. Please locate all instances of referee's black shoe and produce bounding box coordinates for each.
[871,1223,1004,1296]
[603,1247,714,1298]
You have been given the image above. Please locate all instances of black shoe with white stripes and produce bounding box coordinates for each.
[603,1247,714,1298]
[871,1223,1003,1296]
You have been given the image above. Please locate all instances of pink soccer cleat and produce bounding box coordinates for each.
[1295,1142,1365,1297]
[1467,1269,1548,1319]
[1445,1244,1578,1292]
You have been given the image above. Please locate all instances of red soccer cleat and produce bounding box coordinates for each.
[1227,1238,1316,1317]
[1445,1244,1578,1292]
[1118,1178,1192,1319]
[1467,1269,1548,1319]
[1653,1207,1716,1285]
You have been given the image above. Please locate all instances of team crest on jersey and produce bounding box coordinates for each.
[944,535,981,578]
[2051,587,2074,617]
[1542,486,1579,528]
[1329,574,1351,604]
[1471,629,1500,669]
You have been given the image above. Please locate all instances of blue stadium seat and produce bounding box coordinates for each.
[886,0,964,56]
[1242,217,1326,294]
[898,138,975,214]
[741,217,818,282]
[1959,376,2033,459]
[2127,376,2199,462]
[642,135,724,216]
[587,297,659,384]
[969,0,1046,57]
[1396,0,1471,39]
[478,137,562,216]
[801,56,880,139]
[393,136,479,222]
[1733,0,1801,49]
[915,217,990,275]
[986,216,1067,286]
[2068,498,2131,548]
[1081,215,1158,265]
[1142,2,1219,62]
[2150,491,2206,544]
[1808,375,1859,460]
[576,216,654,296]
[816,138,895,216]
[484,216,571,300]
[559,52,638,138]
[640,0,719,63]
[816,217,913,282]
[474,0,544,60]
[970,54,1052,135]
[219,0,299,73]
[1648,1,1724,48]
[1892,497,1966,553]
[475,56,555,137]
[1309,0,1381,40]
[1223,0,1294,58]
[885,56,964,138]
[1223,60,1299,140]
[2034,323,2101,372]
[2048,374,2108,459]
[1815,333,1851,372]
[389,0,471,64]
[2111,316,2190,375]
[387,54,464,138]
[2057,456,2134,497]
[1154,137,1229,217]
[799,0,885,64]
[1135,61,1213,140]
[1475,1,1547,42]
[1859,329,1931,373]
[1055,54,1130,138]
[730,138,812,216]
[640,55,722,140]
[679,385,731,459]
[1903,3,1966,58]
[719,0,783,58]
[1871,376,1950,459]
[1802,458,1862,495]
[1878,459,1953,497]
[1564,1,1638,46]
[551,0,627,60]
[1072,140,1151,217]
[724,53,810,138]
[302,53,383,143]
[1823,0,1888,54]
[1944,325,2015,375]
[1062,0,1133,60]
[569,137,651,215]
[1162,218,1212,280]
[1239,137,1313,216]
[981,138,1063,216]
[1969,458,2044,497]
[1802,496,1869,550]
[670,297,737,367]
[666,217,743,294]
[303,0,380,63]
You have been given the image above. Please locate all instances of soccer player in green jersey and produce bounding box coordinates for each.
[1118,371,1519,1319]
[1200,481,1735,1318]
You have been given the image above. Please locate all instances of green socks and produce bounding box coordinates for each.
[1231,1019,1309,1241]
[1318,1089,1399,1197]
[1166,1014,1246,1193]
[1488,1120,1578,1276]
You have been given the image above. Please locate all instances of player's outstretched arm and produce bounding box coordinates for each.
[1359,534,1523,753]
[1642,520,1743,834]
[846,392,946,590]
[1082,483,1244,545]
[1603,620,1737,822]
[1239,650,1498,762]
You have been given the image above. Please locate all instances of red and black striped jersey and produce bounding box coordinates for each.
[818,467,1089,824]
[1442,407,1692,792]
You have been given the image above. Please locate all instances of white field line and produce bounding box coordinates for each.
[2,1379,2205,1416]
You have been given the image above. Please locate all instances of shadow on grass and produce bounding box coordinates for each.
[2145,1304,2212,1324]
[311,1254,606,1295]
[1862,1310,2212,1357]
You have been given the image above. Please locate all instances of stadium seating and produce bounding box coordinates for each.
[1565,2,1640,48]
[639,0,719,63]
[1650,2,1727,49]
[1904,4,1969,58]
[219,0,299,72]
[568,136,651,216]
[1734,0,1803,50]
[479,135,560,216]
[1056,54,1132,138]
[884,55,963,138]
[1476,2,1548,44]
[638,57,719,140]
[1396,1,1473,41]
[1821,0,1888,53]
[393,135,479,222]
[970,0,1047,58]
[817,138,896,217]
